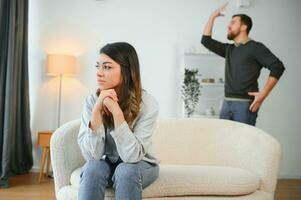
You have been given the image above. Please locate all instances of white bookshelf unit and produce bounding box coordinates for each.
[183,52,225,118]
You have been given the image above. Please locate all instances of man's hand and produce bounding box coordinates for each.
[203,2,228,36]
[211,2,228,18]
[248,92,266,112]
[248,77,279,113]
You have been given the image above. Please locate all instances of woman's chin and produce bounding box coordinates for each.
[98,84,113,90]
[98,85,106,90]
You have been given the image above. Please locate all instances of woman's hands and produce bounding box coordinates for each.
[94,89,118,113]
[93,89,125,128]
[102,95,122,116]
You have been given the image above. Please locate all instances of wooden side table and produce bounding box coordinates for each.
[37,130,54,183]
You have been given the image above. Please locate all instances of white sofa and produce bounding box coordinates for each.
[50,118,281,200]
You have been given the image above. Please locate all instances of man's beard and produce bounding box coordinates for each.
[227,30,240,40]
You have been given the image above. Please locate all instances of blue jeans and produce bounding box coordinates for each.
[78,158,159,200]
[219,100,258,126]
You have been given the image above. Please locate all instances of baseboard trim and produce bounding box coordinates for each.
[30,166,40,173]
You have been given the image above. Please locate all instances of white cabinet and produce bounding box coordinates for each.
[183,52,225,118]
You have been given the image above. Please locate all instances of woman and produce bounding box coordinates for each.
[78,42,160,200]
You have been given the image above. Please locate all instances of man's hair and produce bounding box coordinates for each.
[232,14,253,34]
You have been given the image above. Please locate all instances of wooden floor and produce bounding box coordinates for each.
[0,173,55,200]
[275,179,301,200]
[0,173,300,200]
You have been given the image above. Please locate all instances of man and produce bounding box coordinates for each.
[201,3,285,126]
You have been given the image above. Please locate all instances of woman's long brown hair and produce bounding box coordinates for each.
[96,42,142,130]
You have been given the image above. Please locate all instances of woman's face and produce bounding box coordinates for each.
[96,53,122,90]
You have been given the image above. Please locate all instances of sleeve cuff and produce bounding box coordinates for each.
[202,35,212,38]
[267,61,285,80]
[110,121,130,139]
[269,73,280,80]
[269,67,285,80]
[201,35,212,45]
[87,123,105,137]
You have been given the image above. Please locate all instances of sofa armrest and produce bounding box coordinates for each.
[153,118,281,195]
[212,121,282,194]
[50,119,85,198]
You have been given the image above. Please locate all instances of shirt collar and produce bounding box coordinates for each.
[234,38,251,47]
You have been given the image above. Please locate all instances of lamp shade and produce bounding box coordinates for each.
[47,54,76,76]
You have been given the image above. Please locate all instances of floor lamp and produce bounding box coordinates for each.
[47,54,76,128]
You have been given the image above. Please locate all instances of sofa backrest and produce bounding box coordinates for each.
[152,118,281,193]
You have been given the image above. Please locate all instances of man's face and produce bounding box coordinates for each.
[227,16,243,40]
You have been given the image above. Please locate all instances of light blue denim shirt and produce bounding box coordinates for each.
[78,91,159,164]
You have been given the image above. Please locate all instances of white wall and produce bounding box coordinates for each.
[28,0,301,178]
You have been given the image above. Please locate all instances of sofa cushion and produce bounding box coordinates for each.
[70,164,260,198]
[58,186,272,200]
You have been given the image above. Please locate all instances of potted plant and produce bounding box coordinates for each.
[181,68,201,117]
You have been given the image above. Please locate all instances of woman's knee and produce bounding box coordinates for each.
[81,160,110,181]
[113,162,142,185]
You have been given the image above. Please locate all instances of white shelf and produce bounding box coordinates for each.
[182,51,224,118]
[200,82,224,87]
[184,52,216,56]
[190,114,220,119]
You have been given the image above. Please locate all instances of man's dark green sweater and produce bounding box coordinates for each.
[201,35,285,99]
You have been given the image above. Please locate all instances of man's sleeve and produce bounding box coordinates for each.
[201,35,227,58]
[255,43,285,79]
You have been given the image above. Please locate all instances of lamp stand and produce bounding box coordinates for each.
[57,74,62,128]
